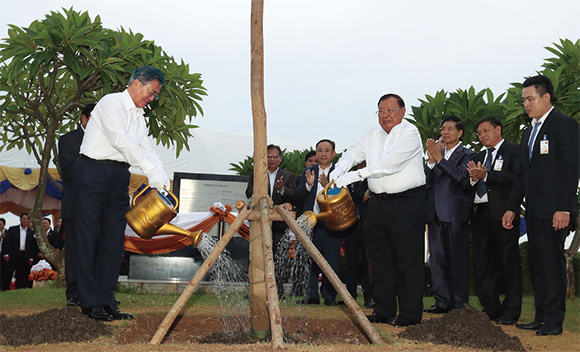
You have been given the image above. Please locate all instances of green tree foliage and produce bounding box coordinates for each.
[503,39,580,143]
[0,8,206,280]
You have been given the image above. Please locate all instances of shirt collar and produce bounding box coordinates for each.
[122,89,144,112]
[488,139,504,151]
[445,142,461,157]
[268,168,279,176]
[533,106,554,125]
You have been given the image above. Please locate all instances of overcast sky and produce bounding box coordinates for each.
[1,0,579,152]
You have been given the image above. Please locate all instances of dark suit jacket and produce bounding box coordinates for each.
[465,141,521,221]
[296,163,336,216]
[245,168,296,234]
[47,229,64,250]
[245,168,296,205]
[425,145,474,223]
[507,109,580,219]
[2,226,38,261]
[58,127,84,219]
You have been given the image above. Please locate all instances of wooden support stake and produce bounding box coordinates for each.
[259,198,284,349]
[150,205,252,345]
[276,206,384,345]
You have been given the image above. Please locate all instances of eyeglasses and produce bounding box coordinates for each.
[142,82,160,100]
[267,155,280,159]
[376,107,402,116]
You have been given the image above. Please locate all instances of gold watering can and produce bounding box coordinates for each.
[302,180,358,235]
[125,186,203,247]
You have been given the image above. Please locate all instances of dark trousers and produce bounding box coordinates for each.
[0,255,12,291]
[526,215,567,329]
[306,224,342,302]
[343,219,373,301]
[427,216,470,309]
[366,186,426,322]
[12,251,33,289]
[73,157,130,309]
[62,219,78,300]
[472,204,522,320]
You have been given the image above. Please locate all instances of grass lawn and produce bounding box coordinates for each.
[1,284,578,332]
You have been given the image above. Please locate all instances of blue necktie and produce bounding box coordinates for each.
[476,147,495,198]
[528,121,541,161]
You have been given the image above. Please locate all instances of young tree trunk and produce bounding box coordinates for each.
[249,0,269,338]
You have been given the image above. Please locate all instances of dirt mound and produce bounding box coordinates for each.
[116,314,370,345]
[399,305,525,351]
[0,307,112,347]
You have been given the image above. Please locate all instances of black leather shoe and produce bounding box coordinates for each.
[536,326,562,336]
[516,321,543,330]
[324,299,337,306]
[104,305,134,320]
[67,297,80,307]
[387,316,419,327]
[366,313,391,323]
[496,316,518,325]
[298,298,320,305]
[82,306,114,321]
[337,300,346,305]
[423,305,451,314]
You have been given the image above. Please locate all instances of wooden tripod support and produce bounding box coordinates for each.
[149,199,383,347]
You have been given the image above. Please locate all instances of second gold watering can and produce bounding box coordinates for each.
[125,185,203,246]
[302,180,358,236]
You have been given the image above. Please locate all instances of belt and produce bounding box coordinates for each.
[373,186,425,200]
[80,155,130,169]
[474,202,489,211]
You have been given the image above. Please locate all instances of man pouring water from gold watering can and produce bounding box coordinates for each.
[73,66,172,321]
[330,93,427,327]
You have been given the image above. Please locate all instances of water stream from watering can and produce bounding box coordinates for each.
[274,215,316,337]
[195,214,316,338]
[197,233,250,335]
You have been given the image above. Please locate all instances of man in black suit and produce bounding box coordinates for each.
[43,218,64,251]
[58,103,94,306]
[503,75,579,336]
[296,139,339,306]
[245,144,296,296]
[465,116,522,324]
[245,144,296,248]
[424,116,474,313]
[1,213,38,289]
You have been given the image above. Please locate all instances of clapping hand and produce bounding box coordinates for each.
[274,176,284,193]
[467,160,487,181]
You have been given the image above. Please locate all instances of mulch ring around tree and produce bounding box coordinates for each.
[0,307,112,347]
[399,304,525,351]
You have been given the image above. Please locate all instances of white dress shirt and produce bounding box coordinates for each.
[19,225,27,251]
[304,165,331,214]
[80,89,167,182]
[335,119,426,194]
[528,106,553,152]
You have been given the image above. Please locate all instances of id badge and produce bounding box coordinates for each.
[493,158,503,171]
[540,137,549,155]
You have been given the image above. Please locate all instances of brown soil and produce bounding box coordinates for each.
[0,305,576,352]
[0,308,111,346]
[400,305,525,351]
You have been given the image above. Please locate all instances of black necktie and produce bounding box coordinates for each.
[476,147,495,198]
